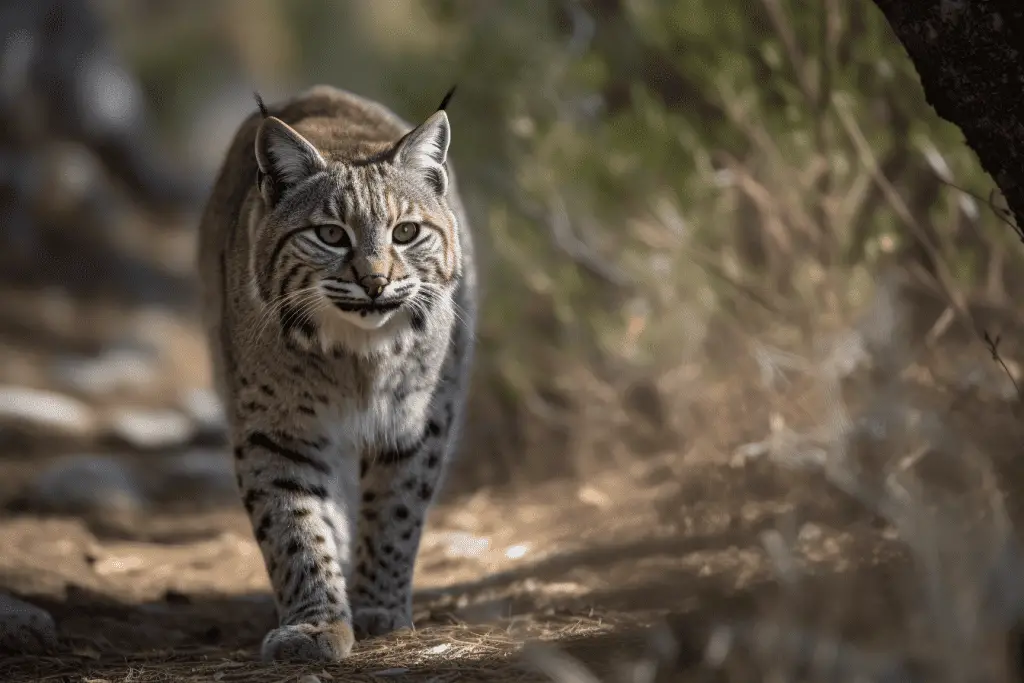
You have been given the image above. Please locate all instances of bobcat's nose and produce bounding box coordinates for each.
[359,274,389,299]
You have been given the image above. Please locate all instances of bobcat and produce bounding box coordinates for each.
[196,85,476,662]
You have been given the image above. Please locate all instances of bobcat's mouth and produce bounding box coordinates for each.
[330,300,404,317]
[326,299,404,332]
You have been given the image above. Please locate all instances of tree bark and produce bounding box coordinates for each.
[868,0,1024,237]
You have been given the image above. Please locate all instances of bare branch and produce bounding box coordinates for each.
[546,196,633,289]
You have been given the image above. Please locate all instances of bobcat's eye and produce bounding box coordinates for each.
[314,225,350,248]
[392,221,420,245]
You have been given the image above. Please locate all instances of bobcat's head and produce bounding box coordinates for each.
[247,95,461,351]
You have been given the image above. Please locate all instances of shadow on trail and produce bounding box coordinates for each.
[0,543,924,683]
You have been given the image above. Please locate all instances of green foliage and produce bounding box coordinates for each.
[115,0,1019,400]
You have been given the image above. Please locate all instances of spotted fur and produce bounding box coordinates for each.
[196,85,476,662]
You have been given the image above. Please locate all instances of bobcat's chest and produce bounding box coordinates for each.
[313,348,438,452]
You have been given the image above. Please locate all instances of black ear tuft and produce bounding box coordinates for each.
[254,91,270,119]
[437,85,457,112]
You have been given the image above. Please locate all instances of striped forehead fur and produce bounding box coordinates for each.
[269,161,459,282]
[237,93,464,355]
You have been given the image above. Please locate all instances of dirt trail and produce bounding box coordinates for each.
[0,430,927,683]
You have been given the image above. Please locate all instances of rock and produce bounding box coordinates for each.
[107,407,195,450]
[0,593,57,654]
[52,346,159,397]
[157,450,236,504]
[29,454,144,514]
[0,385,98,439]
[178,387,226,444]
[179,387,223,427]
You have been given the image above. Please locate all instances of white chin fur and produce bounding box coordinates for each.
[335,308,397,330]
[313,305,408,355]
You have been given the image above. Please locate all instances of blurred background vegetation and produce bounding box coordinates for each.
[8,2,1024,679]
[3,0,1022,496]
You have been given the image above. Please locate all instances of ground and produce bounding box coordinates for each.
[0,439,918,683]
[1,210,1024,683]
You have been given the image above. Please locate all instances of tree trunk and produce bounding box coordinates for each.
[867,1,1024,237]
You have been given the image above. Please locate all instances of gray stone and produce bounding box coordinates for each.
[0,593,57,653]
[107,407,196,450]
[0,385,98,438]
[52,346,158,397]
[178,387,226,440]
[29,454,144,514]
[158,449,236,504]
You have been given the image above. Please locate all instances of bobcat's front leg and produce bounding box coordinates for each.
[351,410,452,640]
[234,427,358,662]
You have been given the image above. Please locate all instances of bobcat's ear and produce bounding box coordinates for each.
[393,110,450,196]
[254,117,326,205]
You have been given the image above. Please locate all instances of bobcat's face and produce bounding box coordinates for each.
[249,110,461,339]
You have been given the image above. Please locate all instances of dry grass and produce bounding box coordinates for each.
[7,621,612,683]
[5,4,1024,683]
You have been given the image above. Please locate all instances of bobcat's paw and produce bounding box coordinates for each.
[0,593,57,654]
[260,621,355,662]
[352,607,413,641]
